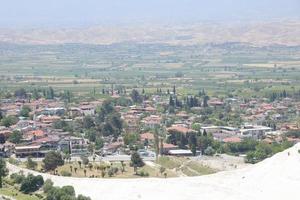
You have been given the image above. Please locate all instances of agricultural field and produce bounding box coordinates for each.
[1,42,300,99]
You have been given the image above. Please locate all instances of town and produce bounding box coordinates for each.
[1,84,299,178]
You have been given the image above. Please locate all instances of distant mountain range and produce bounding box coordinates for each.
[0,20,299,46]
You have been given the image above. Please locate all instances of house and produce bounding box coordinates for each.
[161,143,178,154]
[142,115,162,129]
[140,132,154,142]
[168,149,193,156]
[41,107,65,116]
[39,115,61,124]
[176,111,189,119]
[239,125,272,139]
[122,114,140,133]
[201,126,238,135]
[80,105,95,116]
[222,137,242,143]
[67,136,89,156]
[103,142,123,155]
[15,120,35,130]
[209,99,224,107]
[68,107,82,118]
[0,129,13,139]
[15,145,42,157]
[167,124,195,135]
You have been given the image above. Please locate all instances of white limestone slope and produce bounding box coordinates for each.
[8,143,300,200]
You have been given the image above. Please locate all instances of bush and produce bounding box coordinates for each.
[80,156,89,166]
[34,193,44,199]
[20,174,44,194]
[285,130,300,138]
[8,157,19,165]
[107,168,114,177]
[43,179,54,193]
[1,116,18,127]
[204,146,215,156]
[46,185,91,200]
[60,170,72,177]
[138,170,149,177]
[10,172,25,184]
[77,194,92,200]
[26,156,37,170]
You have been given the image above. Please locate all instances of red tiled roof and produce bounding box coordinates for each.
[167,125,195,134]
[29,130,45,137]
[162,143,177,149]
[140,132,154,140]
[222,137,242,143]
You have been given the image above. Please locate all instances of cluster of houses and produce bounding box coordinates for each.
[0,98,104,157]
[1,92,300,158]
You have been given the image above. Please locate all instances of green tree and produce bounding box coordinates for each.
[26,156,37,170]
[0,158,8,188]
[130,152,144,174]
[204,146,215,156]
[20,174,44,194]
[83,116,95,129]
[14,88,27,99]
[123,133,140,146]
[80,156,89,166]
[77,194,92,200]
[130,89,142,103]
[43,179,54,193]
[159,167,166,175]
[20,106,31,117]
[1,115,18,127]
[203,95,209,107]
[95,137,104,150]
[42,151,64,171]
[20,105,31,117]
[8,130,22,144]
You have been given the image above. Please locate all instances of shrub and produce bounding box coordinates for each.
[60,170,72,177]
[204,146,215,156]
[138,170,149,177]
[26,156,37,170]
[8,158,19,165]
[43,179,54,193]
[107,168,114,177]
[10,172,25,184]
[20,174,44,194]
[80,156,89,166]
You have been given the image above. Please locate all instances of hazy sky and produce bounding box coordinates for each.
[0,0,299,27]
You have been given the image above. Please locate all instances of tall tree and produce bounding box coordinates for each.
[130,152,144,174]
[42,151,64,171]
[0,158,8,188]
[130,89,141,103]
[203,95,209,107]
[8,130,22,144]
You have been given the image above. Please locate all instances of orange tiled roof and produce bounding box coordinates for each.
[140,132,154,140]
[222,137,242,143]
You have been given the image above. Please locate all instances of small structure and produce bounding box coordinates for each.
[168,149,193,156]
